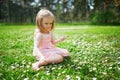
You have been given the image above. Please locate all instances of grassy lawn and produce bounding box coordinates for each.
[0,25,120,80]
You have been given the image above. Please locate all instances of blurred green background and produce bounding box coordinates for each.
[0,0,120,25]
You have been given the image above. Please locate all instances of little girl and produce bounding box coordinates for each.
[32,9,70,71]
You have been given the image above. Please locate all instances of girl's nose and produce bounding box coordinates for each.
[48,24,51,27]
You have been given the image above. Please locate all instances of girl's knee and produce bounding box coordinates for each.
[58,55,63,62]
[54,55,63,63]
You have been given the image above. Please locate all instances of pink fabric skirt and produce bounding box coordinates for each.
[40,48,70,58]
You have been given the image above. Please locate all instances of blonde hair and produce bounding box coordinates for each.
[36,9,55,33]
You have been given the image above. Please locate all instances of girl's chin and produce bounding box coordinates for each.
[47,29,51,31]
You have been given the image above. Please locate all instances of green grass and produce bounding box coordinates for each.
[0,25,120,80]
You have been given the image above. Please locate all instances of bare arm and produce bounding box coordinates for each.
[52,34,66,44]
[33,32,44,60]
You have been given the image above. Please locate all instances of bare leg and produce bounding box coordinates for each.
[32,53,64,71]
[62,52,70,57]
[45,53,64,64]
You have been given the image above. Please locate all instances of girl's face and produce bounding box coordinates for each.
[42,16,53,33]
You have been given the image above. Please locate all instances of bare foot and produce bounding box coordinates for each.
[32,62,40,71]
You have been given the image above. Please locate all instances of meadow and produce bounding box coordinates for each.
[0,24,120,80]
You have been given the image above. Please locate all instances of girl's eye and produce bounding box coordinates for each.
[45,23,48,25]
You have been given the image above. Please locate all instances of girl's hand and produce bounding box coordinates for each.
[54,35,67,44]
[61,36,67,41]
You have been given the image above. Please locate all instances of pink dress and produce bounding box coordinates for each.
[35,30,70,59]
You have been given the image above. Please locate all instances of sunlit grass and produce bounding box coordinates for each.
[0,25,120,80]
